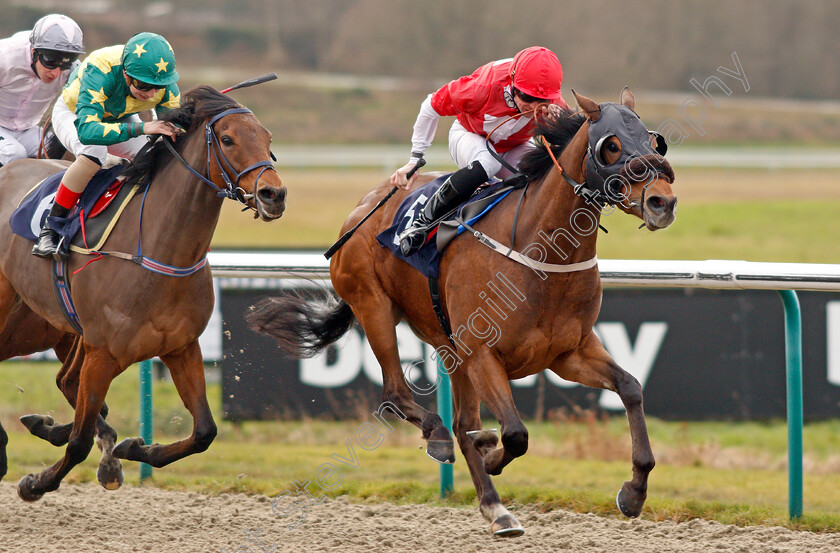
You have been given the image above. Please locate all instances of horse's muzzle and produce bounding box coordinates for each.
[255,184,287,220]
[643,194,677,230]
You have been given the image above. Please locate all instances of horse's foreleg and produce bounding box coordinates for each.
[450,369,523,537]
[356,303,454,463]
[18,345,118,501]
[549,332,655,518]
[18,334,123,489]
[463,351,528,477]
[113,340,216,467]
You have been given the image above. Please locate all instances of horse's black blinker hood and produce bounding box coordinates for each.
[583,103,667,205]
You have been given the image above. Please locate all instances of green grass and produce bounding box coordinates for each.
[597,200,840,263]
[4,362,840,531]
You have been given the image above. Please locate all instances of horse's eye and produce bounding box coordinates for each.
[221,136,233,146]
[606,142,620,153]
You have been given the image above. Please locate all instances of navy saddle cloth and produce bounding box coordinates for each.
[10,165,128,252]
[376,173,516,278]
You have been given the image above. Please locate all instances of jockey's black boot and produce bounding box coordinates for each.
[399,162,488,256]
[32,203,70,260]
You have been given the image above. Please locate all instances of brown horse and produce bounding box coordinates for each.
[0,85,286,501]
[247,89,676,536]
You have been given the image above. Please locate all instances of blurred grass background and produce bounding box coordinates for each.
[210,167,840,265]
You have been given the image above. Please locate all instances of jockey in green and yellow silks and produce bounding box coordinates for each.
[61,32,180,144]
[35,32,184,259]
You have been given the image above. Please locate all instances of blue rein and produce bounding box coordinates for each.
[135,107,276,276]
[164,107,275,206]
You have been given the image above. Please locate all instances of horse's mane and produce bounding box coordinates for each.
[518,109,586,182]
[121,85,242,187]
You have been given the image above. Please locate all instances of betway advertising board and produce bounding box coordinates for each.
[220,282,840,421]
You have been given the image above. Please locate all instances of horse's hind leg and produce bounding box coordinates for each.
[18,344,118,501]
[21,334,100,446]
[0,419,8,481]
[355,300,454,463]
[18,334,123,489]
[113,340,216,467]
[450,368,523,537]
[54,336,122,489]
[549,331,655,518]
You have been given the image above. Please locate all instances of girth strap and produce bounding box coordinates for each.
[428,277,456,349]
[52,259,83,335]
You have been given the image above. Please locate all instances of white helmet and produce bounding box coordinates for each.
[29,14,84,54]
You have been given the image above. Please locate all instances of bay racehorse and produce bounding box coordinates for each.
[0,85,286,501]
[247,89,676,536]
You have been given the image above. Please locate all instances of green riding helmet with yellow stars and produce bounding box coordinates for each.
[62,32,180,146]
[122,32,179,87]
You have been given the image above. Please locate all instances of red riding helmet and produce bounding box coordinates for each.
[510,46,563,100]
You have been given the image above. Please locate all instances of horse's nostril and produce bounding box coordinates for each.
[258,186,286,205]
[647,196,666,212]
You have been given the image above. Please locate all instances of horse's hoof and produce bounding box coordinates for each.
[616,482,645,518]
[482,448,506,476]
[20,414,54,434]
[491,514,525,537]
[17,474,44,502]
[426,440,455,464]
[466,428,498,457]
[113,437,145,461]
[97,460,125,490]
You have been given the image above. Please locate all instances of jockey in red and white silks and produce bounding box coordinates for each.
[390,46,569,256]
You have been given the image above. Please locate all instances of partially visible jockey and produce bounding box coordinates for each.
[34,32,184,259]
[391,46,569,256]
[0,14,84,168]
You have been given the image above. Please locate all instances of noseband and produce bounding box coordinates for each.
[164,107,276,210]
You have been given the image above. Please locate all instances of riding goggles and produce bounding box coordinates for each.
[36,50,78,71]
[129,76,164,92]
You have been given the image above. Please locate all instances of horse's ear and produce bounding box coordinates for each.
[620,86,636,110]
[572,89,601,121]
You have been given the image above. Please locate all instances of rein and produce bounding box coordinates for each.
[483,107,540,251]
[89,107,276,277]
[163,107,276,209]
[539,135,607,210]
[461,107,604,273]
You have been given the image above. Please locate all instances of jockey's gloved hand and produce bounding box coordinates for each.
[389,157,423,190]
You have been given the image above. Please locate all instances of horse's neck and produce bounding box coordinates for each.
[140,135,224,263]
[517,129,600,263]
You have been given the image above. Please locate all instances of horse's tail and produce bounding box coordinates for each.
[246,290,356,358]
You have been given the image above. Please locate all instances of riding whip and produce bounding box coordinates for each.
[324,158,426,259]
[221,73,278,94]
